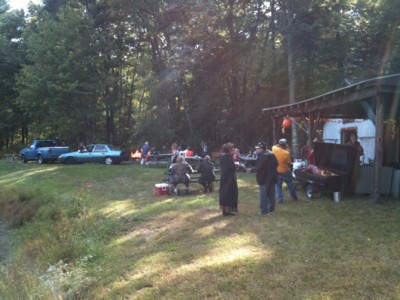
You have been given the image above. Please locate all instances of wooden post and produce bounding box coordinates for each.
[372,95,384,204]
[272,115,277,147]
[308,113,314,146]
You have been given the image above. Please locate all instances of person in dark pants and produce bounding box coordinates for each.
[247,142,278,215]
[197,155,216,193]
[219,143,238,216]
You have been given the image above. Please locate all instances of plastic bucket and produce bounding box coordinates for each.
[155,183,170,196]
[333,191,341,203]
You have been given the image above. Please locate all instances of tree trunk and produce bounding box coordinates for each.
[285,4,300,158]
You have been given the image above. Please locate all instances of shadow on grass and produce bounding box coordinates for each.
[1,162,400,299]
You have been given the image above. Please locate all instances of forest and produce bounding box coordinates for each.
[1,0,400,153]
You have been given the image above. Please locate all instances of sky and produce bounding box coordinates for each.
[8,0,42,11]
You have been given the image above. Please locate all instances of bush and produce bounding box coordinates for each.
[0,190,40,228]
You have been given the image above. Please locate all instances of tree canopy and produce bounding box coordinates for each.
[1,0,399,153]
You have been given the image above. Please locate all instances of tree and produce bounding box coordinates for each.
[0,3,27,147]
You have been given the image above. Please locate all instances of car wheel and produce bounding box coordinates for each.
[21,155,27,163]
[66,157,75,164]
[104,157,113,165]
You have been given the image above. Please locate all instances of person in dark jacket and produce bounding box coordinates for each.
[247,142,278,215]
[197,155,216,193]
[219,143,238,216]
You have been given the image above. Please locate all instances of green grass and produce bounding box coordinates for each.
[0,160,399,299]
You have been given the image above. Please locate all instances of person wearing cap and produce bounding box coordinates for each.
[272,138,298,203]
[247,142,278,215]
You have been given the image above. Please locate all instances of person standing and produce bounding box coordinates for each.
[247,142,278,215]
[272,138,298,203]
[141,141,150,166]
[219,143,238,216]
[346,133,364,164]
[301,139,315,166]
[171,143,178,155]
[201,141,208,157]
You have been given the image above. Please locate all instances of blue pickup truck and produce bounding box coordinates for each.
[20,140,70,164]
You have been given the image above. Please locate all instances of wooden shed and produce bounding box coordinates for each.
[262,74,400,203]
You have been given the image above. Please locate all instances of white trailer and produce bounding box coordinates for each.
[322,119,375,165]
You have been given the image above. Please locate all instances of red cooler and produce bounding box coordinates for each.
[154,183,170,196]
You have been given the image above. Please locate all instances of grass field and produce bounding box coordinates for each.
[0,160,399,299]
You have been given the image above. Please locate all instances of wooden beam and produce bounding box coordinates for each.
[372,94,384,203]
[361,100,376,125]
[272,116,277,147]
[308,113,314,146]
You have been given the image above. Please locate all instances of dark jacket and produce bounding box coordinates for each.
[198,160,216,183]
[219,153,238,208]
[252,150,278,185]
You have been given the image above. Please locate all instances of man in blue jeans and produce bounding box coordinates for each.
[272,139,298,203]
[247,142,278,215]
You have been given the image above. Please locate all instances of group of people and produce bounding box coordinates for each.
[219,139,298,217]
[154,133,365,217]
[168,154,216,195]
[141,141,203,166]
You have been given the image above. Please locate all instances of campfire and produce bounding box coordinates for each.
[131,150,142,160]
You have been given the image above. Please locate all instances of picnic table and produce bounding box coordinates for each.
[147,153,174,167]
[162,156,220,195]
[239,156,257,168]
[184,156,204,170]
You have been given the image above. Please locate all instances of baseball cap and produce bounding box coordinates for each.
[279,138,287,146]
[255,142,266,150]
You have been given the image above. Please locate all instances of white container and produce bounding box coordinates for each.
[333,191,341,203]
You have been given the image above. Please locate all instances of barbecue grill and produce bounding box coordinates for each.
[294,142,358,199]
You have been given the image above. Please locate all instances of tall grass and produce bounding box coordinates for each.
[0,160,399,299]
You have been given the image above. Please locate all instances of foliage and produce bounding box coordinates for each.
[0,0,400,151]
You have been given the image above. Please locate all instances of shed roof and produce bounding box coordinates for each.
[262,74,400,119]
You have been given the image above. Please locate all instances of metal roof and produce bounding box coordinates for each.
[262,74,400,119]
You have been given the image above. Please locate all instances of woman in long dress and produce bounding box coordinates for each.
[219,143,238,216]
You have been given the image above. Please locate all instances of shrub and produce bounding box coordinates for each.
[0,192,40,228]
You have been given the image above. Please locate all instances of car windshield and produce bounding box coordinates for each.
[108,145,118,150]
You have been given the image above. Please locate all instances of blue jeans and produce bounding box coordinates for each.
[259,184,276,214]
[275,171,298,202]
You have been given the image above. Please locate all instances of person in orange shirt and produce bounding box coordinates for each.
[272,139,298,203]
